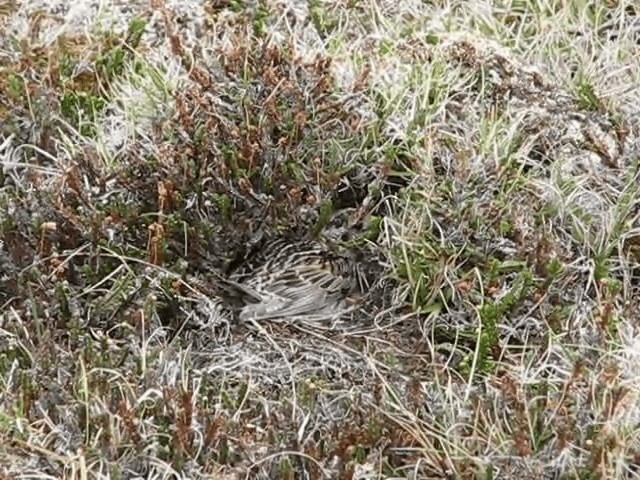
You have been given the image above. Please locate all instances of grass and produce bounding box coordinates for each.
[1,0,639,478]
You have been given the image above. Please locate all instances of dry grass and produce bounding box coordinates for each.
[1,0,639,478]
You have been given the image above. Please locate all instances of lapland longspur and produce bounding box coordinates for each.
[221,238,368,322]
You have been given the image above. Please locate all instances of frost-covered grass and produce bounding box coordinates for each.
[1,0,639,478]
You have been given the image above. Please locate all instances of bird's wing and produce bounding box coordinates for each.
[239,262,350,321]
[210,271,264,304]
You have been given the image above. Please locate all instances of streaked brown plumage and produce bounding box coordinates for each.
[224,238,366,322]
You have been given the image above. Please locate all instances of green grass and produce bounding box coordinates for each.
[0,0,639,478]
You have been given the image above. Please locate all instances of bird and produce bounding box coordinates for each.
[219,237,367,323]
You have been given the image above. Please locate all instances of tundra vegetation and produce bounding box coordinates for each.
[0,0,639,478]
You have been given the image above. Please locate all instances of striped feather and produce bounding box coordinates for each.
[228,239,361,322]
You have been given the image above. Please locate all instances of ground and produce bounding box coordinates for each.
[1,0,640,478]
